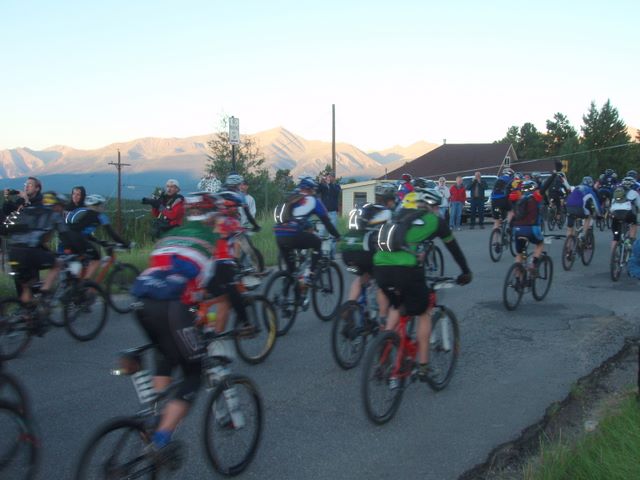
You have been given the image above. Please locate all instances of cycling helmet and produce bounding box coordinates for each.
[626,170,638,180]
[297,176,318,191]
[520,180,537,193]
[374,183,396,201]
[612,172,618,179]
[184,192,217,221]
[604,168,614,176]
[42,191,67,206]
[224,174,244,190]
[401,191,419,209]
[85,194,106,206]
[401,173,412,182]
[416,188,442,207]
[412,177,436,189]
[502,168,514,176]
[581,176,594,187]
[513,172,523,180]
[622,176,636,189]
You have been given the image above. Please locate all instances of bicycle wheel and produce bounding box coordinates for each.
[74,417,156,480]
[562,235,576,271]
[502,263,525,311]
[264,272,298,336]
[47,280,66,327]
[610,244,623,281]
[0,401,39,480]
[312,261,343,321]
[557,208,567,229]
[233,295,277,365]
[424,245,445,278]
[0,299,31,361]
[426,307,460,391]
[361,331,405,425]
[488,228,503,262]
[580,229,595,266]
[508,228,517,257]
[532,255,553,301]
[63,281,109,341]
[331,301,367,370]
[203,374,262,476]
[105,263,140,314]
[547,206,556,231]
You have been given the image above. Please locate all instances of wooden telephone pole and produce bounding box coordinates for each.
[108,149,131,234]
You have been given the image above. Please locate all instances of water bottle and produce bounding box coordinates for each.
[222,386,245,428]
[206,306,217,326]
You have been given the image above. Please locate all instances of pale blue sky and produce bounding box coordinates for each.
[1,0,638,151]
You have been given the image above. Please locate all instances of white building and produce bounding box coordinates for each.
[340,180,381,216]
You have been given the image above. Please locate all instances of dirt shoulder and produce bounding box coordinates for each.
[459,337,640,480]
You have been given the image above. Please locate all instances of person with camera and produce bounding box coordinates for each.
[3,177,44,217]
[142,179,185,239]
[318,171,341,227]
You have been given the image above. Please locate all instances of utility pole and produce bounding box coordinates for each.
[108,149,131,234]
[332,104,336,175]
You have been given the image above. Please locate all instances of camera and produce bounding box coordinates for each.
[7,189,20,195]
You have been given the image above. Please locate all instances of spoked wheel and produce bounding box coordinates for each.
[203,375,262,477]
[361,331,405,425]
[562,235,576,271]
[580,229,595,266]
[502,263,525,311]
[331,301,368,370]
[557,208,567,229]
[264,272,298,336]
[489,228,503,262]
[312,261,343,322]
[0,299,31,361]
[426,307,460,391]
[424,245,445,278]
[74,417,156,480]
[106,263,140,314]
[610,244,623,281]
[63,281,109,341]
[547,206,557,231]
[233,295,277,365]
[0,401,39,480]
[532,255,553,301]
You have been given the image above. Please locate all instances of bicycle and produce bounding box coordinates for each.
[0,256,109,360]
[74,331,263,479]
[561,218,595,271]
[361,277,460,425]
[234,230,265,275]
[596,205,611,232]
[488,220,515,262]
[502,239,553,311]
[266,236,343,336]
[422,239,445,278]
[546,198,566,231]
[331,273,381,370]
[610,221,633,282]
[92,241,140,314]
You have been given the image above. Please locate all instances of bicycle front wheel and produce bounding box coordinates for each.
[74,417,156,480]
[424,245,445,278]
[610,244,623,281]
[63,281,109,341]
[106,263,140,314]
[502,263,525,311]
[233,295,277,365]
[331,301,367,370]
[488,228,503,262]
[580,229,595,266]
[264,272,298,336]
[361,331,405,425]
[0,299,31,361]
[426,307,460,391]
[547,206,556,231]
[312,261,343,321]
[203,375,262,476]
[0,401,39,480]
[532,255,553,301]
[562,235,576,271]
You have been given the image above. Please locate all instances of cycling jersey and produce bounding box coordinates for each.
[273,195,339,238]
[397,181,414,201]
[566,185,601,216]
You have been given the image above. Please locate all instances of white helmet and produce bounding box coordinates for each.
[85,194,106,206]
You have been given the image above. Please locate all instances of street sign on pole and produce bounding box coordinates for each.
[229,116,240,145]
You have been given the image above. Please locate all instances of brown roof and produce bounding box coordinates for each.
[381,143,519,181]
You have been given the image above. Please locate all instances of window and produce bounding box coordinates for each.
[353,192,367,209]
[504,156,511,167]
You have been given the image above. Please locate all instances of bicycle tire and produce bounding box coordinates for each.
[580,229,595,266]
[203,374,262,476]
[488,228,503,262]
[74,417,156,480]
[233,295,277,365]
[105,263,140,314]
[610,244,623,281]
[532,255,553,301]
[47,279,67,327]
[0,401,39,480]
[502,263,525,311]
[0,299,32,361]
[426,307,460,391]
[361,331,405,425]
[264,272,298,336]
[331,301,367,370]
[63,280,109,341]
[312,261,343,322]
[508,228,517,257]
[424,245,445,278]
[562,235,576,271]
[547,205,556,231]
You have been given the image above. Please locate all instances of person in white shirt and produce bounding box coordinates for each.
[436,177,451,221]
[239,180,257,229]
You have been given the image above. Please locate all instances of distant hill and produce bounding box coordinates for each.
[367,141,439,164]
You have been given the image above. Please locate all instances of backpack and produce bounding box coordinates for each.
[611,187,631,220]
[513,194,535,221]
[273,193,305,224]
[492,178,507,195]
[613,187,627,203]
[130,267,189,301]
[376,209,425,252]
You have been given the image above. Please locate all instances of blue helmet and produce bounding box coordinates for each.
[582,176,594,187]
[298,176,318,191]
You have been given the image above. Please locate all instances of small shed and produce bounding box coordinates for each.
[340,180,380,216]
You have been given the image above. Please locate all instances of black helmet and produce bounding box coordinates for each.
[374,183,396,201]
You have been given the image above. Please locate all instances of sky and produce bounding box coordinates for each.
[1,0,638,152]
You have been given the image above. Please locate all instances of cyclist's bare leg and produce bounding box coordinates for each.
[383,306,399,332]
[83,259,101,280]
[348,272,369,301]
[42,263,61,291]
[417,311,433,365]
[493,216,501,230]
[212,295,231,333]
[157,399,189,432]
[376,288,389,318]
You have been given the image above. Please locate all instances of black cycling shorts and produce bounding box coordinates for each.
[374,266,432,316]
[341,250,374,276]
[491,197,510,220]
[8,246,56,283]
[566,206,589,228]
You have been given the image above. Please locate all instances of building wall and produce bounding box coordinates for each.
[341,182,377,216]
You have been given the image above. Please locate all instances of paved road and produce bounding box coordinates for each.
[5,224,639,479]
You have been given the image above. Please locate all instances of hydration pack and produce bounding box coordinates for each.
[376,209,424,252]
[273,193,305,225]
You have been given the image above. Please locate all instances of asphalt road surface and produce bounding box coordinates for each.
[5,223,639,479]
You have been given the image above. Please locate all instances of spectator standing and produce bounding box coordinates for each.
[318,171,341,228]
[436,177,450,221]
[449,176,466,231]
[142,178,185,239]
[238,179,257,229]
[3,177,44,216]
[468,171,488,229]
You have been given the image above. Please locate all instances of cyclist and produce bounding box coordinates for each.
[274,176,340,285]
[222,174,261,232]
[142,179,185,239]
[565,176,601,239]
[490,167,514,230]
[65,194,130,280]
[68,185,86,212]
[547,172,571,222]
[597,168,618,208]
[625,170,640,191]
[609,177,639,253]
[397,173,414,201]
[373,188,472,382]
[3,177,43,216]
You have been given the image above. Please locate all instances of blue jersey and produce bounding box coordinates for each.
[273,195,330,237]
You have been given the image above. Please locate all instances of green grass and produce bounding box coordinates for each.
[526,392,640,479]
